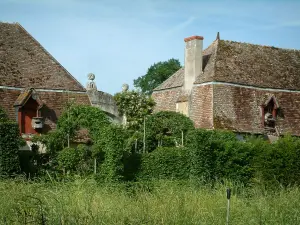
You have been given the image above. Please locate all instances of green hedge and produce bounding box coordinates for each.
[138,147,190,180]
[0,122,21,176]
[251,135,300,187]
[185,129,254,183]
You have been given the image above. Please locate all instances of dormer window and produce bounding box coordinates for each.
[14,88,44,136]
[261,96,279,133]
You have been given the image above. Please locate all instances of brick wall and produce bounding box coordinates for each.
[0,89,91,133]
[190,85,213,129]
[152,87,182,112]
[0,89,20,121]
[213,84,300,136]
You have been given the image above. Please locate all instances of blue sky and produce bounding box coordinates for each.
[1,0,300,94]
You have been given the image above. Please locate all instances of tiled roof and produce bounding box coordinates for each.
[0,22,85,91]
[154,68,184,91]
[153,38,300,91]
[201,40,300,90]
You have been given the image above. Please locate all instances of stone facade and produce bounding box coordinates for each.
[152,34,300,136]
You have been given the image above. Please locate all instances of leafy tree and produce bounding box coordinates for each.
[134,58,181,95]
[114,90,155,130]
[57,104,110,141]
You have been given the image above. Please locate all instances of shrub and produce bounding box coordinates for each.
[57,147,78,173]
[0,122,21,176]
[57,104,110,141]
[0,107,9,122]
[139,147,190,180]
[76,144,93,175]
[97,125,128,182]
[143,111,195,153]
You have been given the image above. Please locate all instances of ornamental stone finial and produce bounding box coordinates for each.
[122,83,129,92]
[86,73,97,91]
[87,73,95,81]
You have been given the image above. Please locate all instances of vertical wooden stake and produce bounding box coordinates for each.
[226,188,231,225]
[94,158,97,175]
[143,116,146,153]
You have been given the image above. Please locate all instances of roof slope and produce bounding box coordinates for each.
[154,39,300,91]
[199,40,300,89]
[0,22,85,91]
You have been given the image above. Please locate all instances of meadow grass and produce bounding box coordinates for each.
[0,178,299,224]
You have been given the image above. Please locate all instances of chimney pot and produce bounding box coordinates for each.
[184,35,204,42]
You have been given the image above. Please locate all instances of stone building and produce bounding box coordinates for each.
[152,34,300,136]
[0,22,121,145]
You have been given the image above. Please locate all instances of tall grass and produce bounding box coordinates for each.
[0,178,299,224]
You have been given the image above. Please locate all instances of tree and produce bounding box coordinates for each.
[134,58,181,95]
[143,111,195,152]
[114,90,155,130]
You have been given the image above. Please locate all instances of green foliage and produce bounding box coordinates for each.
[252,135,300,187]
[57,147,78,172]
[144,111,195,152]
[98,125,128,182]
[114,90,155,130]
[57,104,110,140]
[134,58,181,95]
[32,130,66,157]
[0,107,9,123]
[139,147,190,180]
[0,122,21,176]
[186,129,253,183]
[76,144,93,175]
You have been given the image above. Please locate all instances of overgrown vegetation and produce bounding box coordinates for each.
[0,179,300,224]
[2,102,300,223]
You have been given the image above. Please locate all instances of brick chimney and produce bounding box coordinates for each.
[184,35,203,92]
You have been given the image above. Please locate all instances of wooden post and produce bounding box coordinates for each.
[143,116,146,153]
[94,158,97,175]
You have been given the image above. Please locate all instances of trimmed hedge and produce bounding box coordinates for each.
[186,129,254,183]
[0,122,21,176]
[139,147,190,180]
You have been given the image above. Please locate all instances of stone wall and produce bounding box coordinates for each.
[87,90,121,123]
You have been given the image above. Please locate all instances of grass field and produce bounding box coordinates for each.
[0,178,299,224]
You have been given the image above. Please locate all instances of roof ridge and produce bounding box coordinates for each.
[15,23,86,91]
[221,39,300,52]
